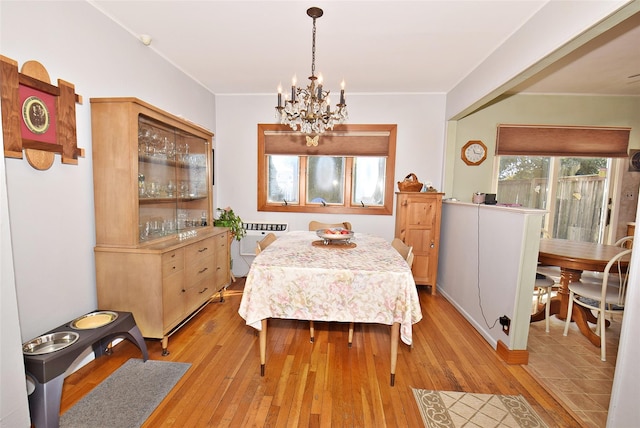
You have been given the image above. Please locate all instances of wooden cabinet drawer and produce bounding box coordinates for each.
[162,249,184,277]
[185,279,215,314]
[185,237,215,261]
[213,233,227,250]
[186,254,215,286]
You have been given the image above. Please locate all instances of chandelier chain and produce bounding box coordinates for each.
[311,16,316,78]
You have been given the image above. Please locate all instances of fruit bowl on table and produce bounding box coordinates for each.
[316,228,354,245]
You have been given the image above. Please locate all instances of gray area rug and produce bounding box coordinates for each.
[60,358,190,428]
[412,389,549,428]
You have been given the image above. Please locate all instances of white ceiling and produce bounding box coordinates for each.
[90,1,640,97]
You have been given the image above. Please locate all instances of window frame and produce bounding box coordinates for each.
[257,124,397,215]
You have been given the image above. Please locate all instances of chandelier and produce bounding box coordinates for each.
[275,7,348,136]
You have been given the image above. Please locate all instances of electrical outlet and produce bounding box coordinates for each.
[499,315,511,335]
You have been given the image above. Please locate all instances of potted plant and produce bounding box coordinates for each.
[214,207,246,241]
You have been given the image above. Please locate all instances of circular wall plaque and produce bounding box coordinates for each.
[22,95,50,135]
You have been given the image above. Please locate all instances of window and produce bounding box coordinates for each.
[494,124,630,243]
[258,124,397,214]
[497,156,611,243]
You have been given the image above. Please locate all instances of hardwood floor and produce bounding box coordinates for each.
[59,279,582,427]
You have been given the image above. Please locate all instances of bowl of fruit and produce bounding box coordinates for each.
[316,228,354,244]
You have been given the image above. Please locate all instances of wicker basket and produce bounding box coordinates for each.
[397,173,423,192]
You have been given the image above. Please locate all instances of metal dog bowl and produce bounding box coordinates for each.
[23,332,80,355]
[70,311,118,330]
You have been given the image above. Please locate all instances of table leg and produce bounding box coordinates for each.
[390,322,399,387]
[530,298,561,322]
[259,319,267,376]
[571,304,603,347]
[309,320,314,343]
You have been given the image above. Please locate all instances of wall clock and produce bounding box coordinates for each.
[630,150,640,172]
[461,140,487,166]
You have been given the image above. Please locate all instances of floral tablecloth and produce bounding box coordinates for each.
[238,231,423,345]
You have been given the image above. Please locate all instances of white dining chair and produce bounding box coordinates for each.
[563,248,631,361]
[580,236,633,287]
[532,274,556,333]
[536,229,561,282]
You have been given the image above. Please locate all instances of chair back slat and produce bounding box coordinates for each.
[391,238,413,267]
[255,232,277,255]
[309,221,352,231]
[602,249,632,306]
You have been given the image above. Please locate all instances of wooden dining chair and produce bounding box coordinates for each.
[308,221,352,231]
[391,238,414,268]
[255,232,277,255]
[563,248,631,361]
[326,238,415,349]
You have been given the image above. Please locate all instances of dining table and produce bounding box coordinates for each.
[533,238,630,346]
[238,230,422,386]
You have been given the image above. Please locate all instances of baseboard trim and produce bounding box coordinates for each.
[497,340,529,365]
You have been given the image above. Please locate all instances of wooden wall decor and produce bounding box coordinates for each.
[0,55,83,170]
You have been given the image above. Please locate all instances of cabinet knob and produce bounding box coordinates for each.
[402,201,408,206]
[430,241,435,248]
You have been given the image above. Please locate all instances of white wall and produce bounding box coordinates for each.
[446,0,635,119]
[0,147,30,428]
[438,201,544,350]
[1,1,216,343]
[1,3,216,425]
[608,199,640,425]
[214,93,447,276]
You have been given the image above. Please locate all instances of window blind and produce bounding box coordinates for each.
[496,124,630,157]
[260,124,396,157]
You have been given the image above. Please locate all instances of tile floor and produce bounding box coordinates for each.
[526,306,621,428]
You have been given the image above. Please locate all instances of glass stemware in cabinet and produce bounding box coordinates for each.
[167,180,176,198]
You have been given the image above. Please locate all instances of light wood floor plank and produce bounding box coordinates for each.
[57,279,582,427]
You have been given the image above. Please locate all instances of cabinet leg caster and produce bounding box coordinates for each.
[105,343,113,355]
[219,288,225,303]
[161,336,170,356]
